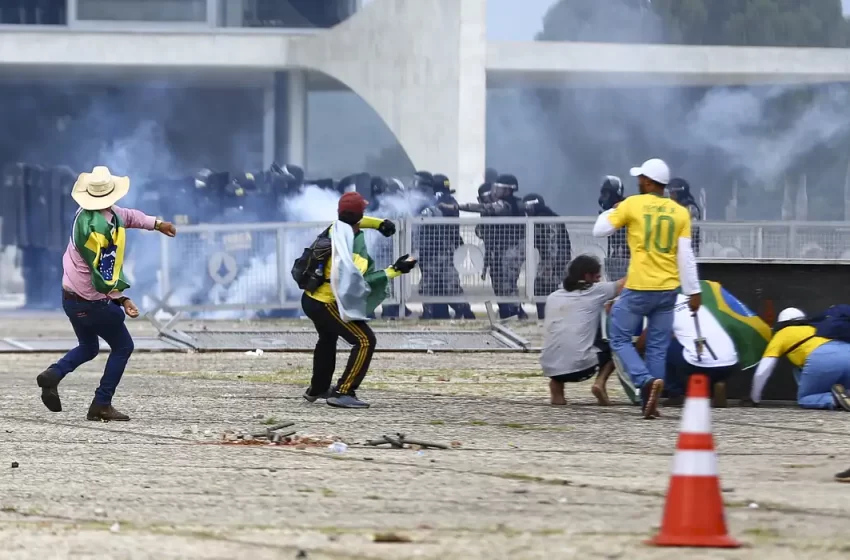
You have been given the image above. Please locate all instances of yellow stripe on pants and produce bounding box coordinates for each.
[325,302,370,394]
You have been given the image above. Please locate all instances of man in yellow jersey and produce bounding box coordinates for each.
[593,158,701,418]
[301,192,417,409]
[750,308,850,410]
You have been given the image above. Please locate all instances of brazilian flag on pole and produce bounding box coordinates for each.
[699,280,771,370]
[608,280,771,404]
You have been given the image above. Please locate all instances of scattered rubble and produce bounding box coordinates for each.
[365,433,450,450]
[201,421,341,448]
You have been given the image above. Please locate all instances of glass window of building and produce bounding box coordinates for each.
[0,0,67,25]
[219,0,358,28]
[77,0,207,23]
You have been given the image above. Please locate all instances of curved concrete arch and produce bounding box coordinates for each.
[288,0,487,200]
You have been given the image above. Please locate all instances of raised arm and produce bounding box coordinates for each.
[112,205,157,230]
[593,200,627,238]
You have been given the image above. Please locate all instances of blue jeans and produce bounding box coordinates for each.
[52,297,135,405]
[798,341,850,409]
[609,288,678,389]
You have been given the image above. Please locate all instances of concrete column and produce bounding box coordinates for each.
[286,69,308,168]
[288,0,487,202]
[262,82,276,169]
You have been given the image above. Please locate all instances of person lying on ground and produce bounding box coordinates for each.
[539,254,625,406]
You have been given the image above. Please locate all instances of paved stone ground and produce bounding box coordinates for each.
[1,316,849,559]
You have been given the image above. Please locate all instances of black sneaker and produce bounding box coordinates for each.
[303,387,332,403]
[831,384,850,411]
[835,466,850,482]
[36,367,63,412]
[327,392,370,409]
[640,378,664,419]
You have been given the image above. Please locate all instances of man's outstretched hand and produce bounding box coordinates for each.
[688,292,702,313]
[156,220,177,237]
[377,219,396,237]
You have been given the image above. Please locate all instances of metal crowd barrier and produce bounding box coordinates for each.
[141,217,850,316]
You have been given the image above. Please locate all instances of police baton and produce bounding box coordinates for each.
[692,311,718,361]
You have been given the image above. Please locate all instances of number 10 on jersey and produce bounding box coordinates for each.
[642,213,676,253]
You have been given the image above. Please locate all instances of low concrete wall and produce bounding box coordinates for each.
[701,262,850,402]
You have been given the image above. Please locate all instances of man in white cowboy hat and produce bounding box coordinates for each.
[36,166,176,422]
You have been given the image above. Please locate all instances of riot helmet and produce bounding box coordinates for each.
[492,174,518,200]
[281,164,304,186]
[387,177,405,196]
[522,193,546,216]
[477,182,493,204]
[337,174,358,195]
[371,176,389,198]
[598,175,624,211]
[432,173,454,194]
[194,168,213,190]
[484,168,499,183]
[667,177,691,203]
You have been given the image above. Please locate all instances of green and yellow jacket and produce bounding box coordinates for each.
[305,216,401,315]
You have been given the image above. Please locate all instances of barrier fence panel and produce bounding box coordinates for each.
[58,217,850,316]
[151,221,401,316]
[403,217,531,305]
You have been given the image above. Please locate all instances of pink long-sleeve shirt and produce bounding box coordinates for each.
[62,205,157,302]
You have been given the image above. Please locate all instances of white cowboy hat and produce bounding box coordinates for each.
[71,166,130,211]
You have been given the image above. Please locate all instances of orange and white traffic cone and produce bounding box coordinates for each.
[647,374,741,548]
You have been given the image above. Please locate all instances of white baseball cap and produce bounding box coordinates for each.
[629,158,670,185]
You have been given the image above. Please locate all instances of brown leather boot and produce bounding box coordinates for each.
[87,402,130,422]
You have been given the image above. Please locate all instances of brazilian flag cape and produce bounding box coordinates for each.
[699,280,771,370]
[352,231,390,316]
[72,209,130,295]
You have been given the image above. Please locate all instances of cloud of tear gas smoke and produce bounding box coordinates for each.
[187,184,431,320]
[685,85,850,188]
[486,1,850,221]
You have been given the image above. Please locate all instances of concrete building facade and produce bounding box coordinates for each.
[3,0,850,199]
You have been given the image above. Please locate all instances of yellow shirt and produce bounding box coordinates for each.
[762,325,830,368]
[305,217,401,304]
[607,193,691,291]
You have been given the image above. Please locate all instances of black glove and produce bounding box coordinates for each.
[377,219,396,237]
[392,254,417,274]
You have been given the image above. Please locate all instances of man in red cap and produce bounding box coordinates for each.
[301,191,417,408]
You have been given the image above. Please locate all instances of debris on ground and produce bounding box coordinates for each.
[365,433,450,450]
[10,462,18,469]
[244,349,264,357]
[203,421,342,448]
[373,532,412,543]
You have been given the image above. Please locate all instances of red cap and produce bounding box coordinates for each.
[338,191,369,215]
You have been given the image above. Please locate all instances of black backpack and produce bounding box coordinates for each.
[291,227,332,291]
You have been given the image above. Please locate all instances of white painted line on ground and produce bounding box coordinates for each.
[3,338,34,351]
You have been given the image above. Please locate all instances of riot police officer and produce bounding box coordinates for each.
[459,174,527,320]
[667,177,702,256]
[598,176,629,281]
[418,174,475,320]
[523,193,571,320]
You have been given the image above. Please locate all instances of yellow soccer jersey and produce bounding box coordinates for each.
[607,193,691,291]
